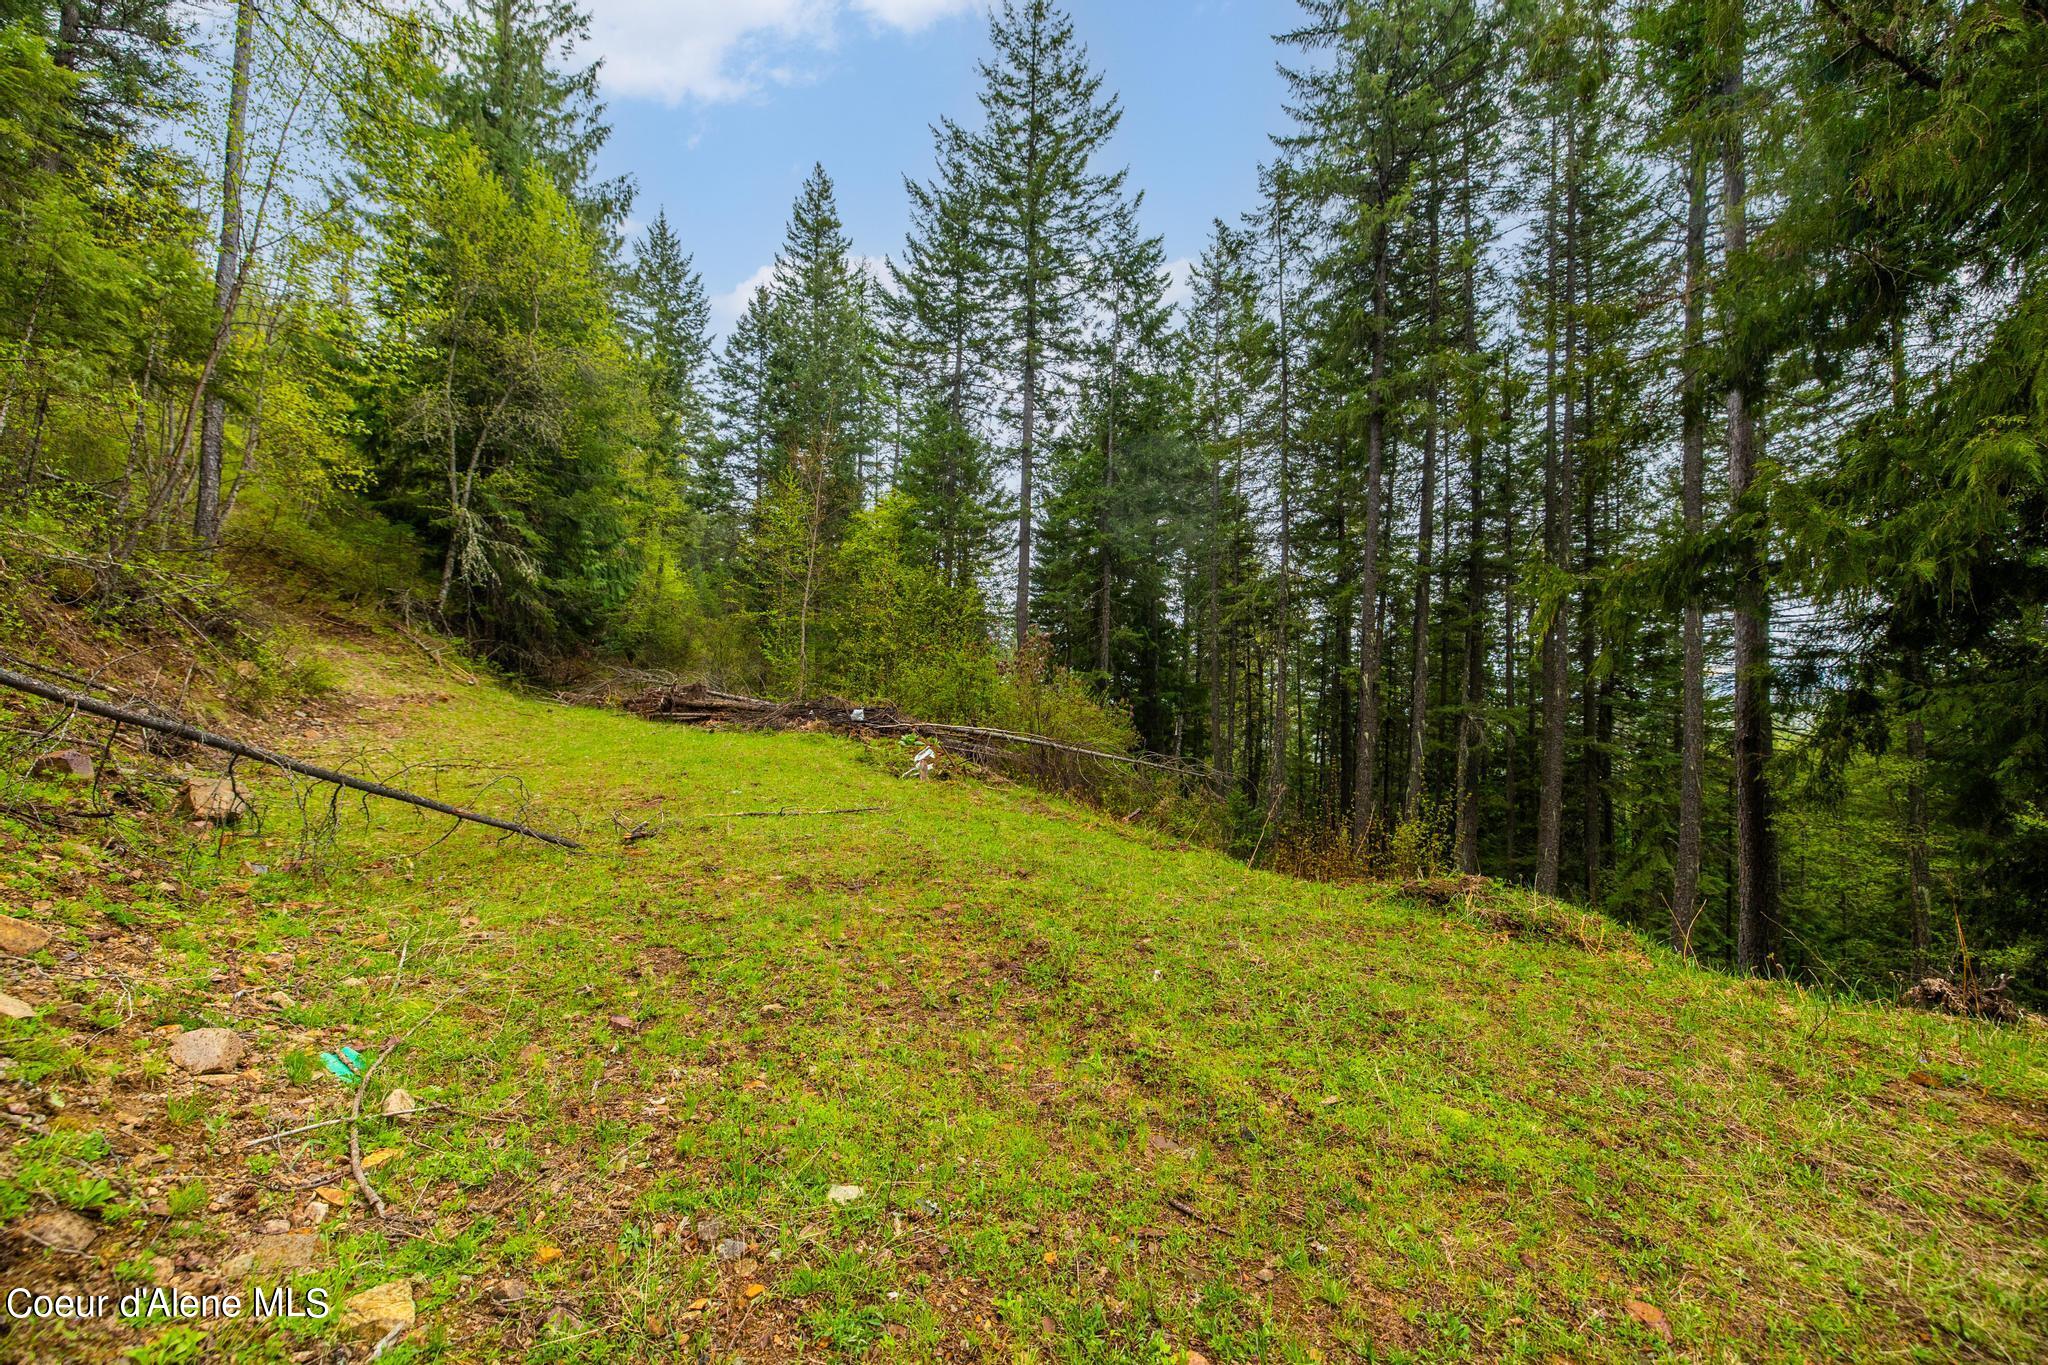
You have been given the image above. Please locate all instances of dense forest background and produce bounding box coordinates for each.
[1,0,2043,1002]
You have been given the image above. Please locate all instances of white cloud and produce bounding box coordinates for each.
[587,0,973,106]
[1162,256,1196,317]
[711,262,779,335]
[587,1,830,105]
[851,0,978,32]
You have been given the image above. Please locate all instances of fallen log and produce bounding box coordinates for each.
[621,682,1209,779]
[0,666,582,851]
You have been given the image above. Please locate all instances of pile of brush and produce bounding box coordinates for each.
[621,682,909,733]
[1903,972,2028,1023]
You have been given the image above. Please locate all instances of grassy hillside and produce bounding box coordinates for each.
[2,622,2044,1364]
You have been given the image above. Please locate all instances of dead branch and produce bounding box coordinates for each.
[694,805,884,820]
[0,665,582,851]
[621,682,1209,779]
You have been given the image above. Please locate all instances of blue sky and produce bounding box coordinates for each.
[583,1,1302,336]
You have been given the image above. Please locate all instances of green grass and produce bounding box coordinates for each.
[1,628,2044,1363]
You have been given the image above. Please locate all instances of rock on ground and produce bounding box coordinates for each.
[827,1184,864,1205]
[0,915,53,956]
[381,1087,416,1116]
[31,749,94,781]
[177,777,250,825]
[20,1210,98,1253]
[168,1027,244,1074]
[340,1280,416,1339]
[0,992,34,1020]
[226,1231,322,1276]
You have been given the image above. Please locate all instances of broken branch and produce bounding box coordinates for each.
[0,666,581,851]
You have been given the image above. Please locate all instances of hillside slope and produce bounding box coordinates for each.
[2,622,2044,1364]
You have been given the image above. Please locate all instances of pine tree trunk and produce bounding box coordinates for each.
[195,0,257,550]
[1897,323,1930,978]
[1098,385,1114,676]
[1018,342,1035,642]
[1269,195,1293,813]
[1536,114,1575,899]
[1405,170,1442,823]
[1454,380,1488,875]
[1503,484,1519,876]
[1674,143,1709,955]
[1352,212,1390,850]
[1724,52,1781,974]
[1905,646,1931,976]
[1580,447,1600,903]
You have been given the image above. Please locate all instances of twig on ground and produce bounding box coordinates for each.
[346,1005,447,1217]
[693,805,884,820]
[0,665,582,851]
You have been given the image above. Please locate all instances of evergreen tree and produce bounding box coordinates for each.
[884,125,1007,590]
[759,163,882,525]
[714,286,778,504]
[963,0,1125,642]
[1036,193,1178,725]
[438,0,632,238]
[628,210,715,493]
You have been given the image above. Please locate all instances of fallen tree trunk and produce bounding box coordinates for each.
[0,665,582,851]
[622,682,1209,780]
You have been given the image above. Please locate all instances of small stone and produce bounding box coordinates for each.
[382,1088,417,1117]
[259,1218,290,1236]
[31,749,94,781]
[715,1237,747,1260]
[177,777,250,825]
[0,915,53,957]
[1186,1352,1211,1365]
[339,1280,415,1339]
[0,992,34,1020]
[826,1184,864,1206]
[487,1277,529,1310]
[168,1027,244,1074]
[20,1210,97,1253]
[247,1231,320,1272]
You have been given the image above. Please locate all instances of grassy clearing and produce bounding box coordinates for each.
[1,625,2044,1363]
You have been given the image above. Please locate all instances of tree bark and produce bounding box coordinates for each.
[1405,166,1442,823]
[1351,207,1390,850]
[1269,179,1294,813]
[1536,112,1575,899]
[1723,48,1781,974]
[196,0,257,550]
[1905,646,1931,976]
[1673,140,1709,954]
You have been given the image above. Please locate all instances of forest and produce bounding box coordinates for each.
[1,0,2043,1004]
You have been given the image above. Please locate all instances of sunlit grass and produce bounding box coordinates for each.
[2,625,2044,1362]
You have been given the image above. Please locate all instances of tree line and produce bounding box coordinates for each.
[1,0,2042,1000]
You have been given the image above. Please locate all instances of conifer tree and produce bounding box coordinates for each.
[962,0,1125,642]
[760,163,882,526]
[884,125,1007,590]
[628,210,716,499]
[439,0,631,237]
